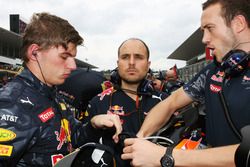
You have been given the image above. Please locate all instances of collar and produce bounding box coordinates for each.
[17,68,57,99]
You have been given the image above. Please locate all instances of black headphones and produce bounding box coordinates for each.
[220,49,249,78]
[110,68,121,85]
[110,68,154,95]
[137,79,154,96]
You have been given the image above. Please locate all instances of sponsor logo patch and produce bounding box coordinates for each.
[51,154,64,166]
[55,119,71,151]
[38,108,55,123]
[211,74,223,83]
[1,114,18,123]
[0,144,13,156]
[20,97,34,106]
[0,128,16,142]
[210,84,222,93]
[59,103,66,111]
[243,75,250,81]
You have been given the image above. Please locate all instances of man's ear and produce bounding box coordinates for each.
[27,44,39,61]
[232,15,247,33]
[148,60,151,68]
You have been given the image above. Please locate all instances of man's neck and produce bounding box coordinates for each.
[120,81,140,101]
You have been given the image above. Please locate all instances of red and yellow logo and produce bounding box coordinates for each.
[0,128,16,142]
[55,119,71,151]
[0,144,13,156]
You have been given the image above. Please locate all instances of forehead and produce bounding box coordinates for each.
[57,42,77,56]
[119,40,148,56]
[201,3,223,28]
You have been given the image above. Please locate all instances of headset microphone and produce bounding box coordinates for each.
[220,41,250,78]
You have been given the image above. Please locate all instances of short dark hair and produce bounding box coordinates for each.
[117,38,150,60]
[202,0,250,27]
[21,12,83,62]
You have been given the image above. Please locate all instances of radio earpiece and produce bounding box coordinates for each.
[32,51,37,56]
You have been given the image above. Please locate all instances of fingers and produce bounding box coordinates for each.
[124,138,136,146]
[121,139,134,160]
[110,114,122,143]
[91,114,122,143]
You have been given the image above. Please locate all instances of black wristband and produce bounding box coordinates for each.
[166,146,174,155]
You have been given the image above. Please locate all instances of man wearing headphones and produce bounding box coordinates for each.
[84,38,168,166]
[122,0,250,166]
[0,13,122,166]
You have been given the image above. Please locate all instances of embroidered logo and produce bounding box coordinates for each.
[0,144,13,157]
[243,75,250,81]
[51,154,64,166]
[98,87,113,100]
[1,114,18,123]
[242,75,250,86]
[20,97,34,106]
[38,108,55,123]
[0,128,16,142]
[152,94,163,101]
[55,119,71,151]
[108,105,125,116]
[211,71,224,83]
[210,84,222,93]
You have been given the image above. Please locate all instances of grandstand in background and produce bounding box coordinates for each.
[167,28,213,82]
[0,14,97,69]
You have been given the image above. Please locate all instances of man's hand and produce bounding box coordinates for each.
[121,138,166,167]
[91,114,122,143]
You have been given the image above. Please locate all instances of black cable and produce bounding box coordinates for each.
[35,56,48,86]
[218,89,242,140]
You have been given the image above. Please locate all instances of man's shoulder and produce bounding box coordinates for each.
[0,80,25,102]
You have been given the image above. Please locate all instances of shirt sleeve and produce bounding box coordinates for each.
[183,64,211,103]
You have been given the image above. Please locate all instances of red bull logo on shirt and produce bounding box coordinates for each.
[55,119,71,151]
[107,105,125,124]
[109,105,125,116]
[98,87,114,100]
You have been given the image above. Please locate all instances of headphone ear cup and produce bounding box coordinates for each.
[137,79,154,95]
[221,49,249,77]
[110,68,121,85]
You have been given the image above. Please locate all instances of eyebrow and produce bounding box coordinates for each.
[62,52,75,58]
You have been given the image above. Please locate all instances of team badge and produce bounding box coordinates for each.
[0,128,16,142]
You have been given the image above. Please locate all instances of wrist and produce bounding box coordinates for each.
[160,146,175,167]
[136,130,145,138]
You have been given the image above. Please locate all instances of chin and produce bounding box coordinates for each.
[55,79,65,86]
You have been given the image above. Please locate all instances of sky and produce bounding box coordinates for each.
[0,0,204,71]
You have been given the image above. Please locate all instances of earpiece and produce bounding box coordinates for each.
[32,51,37,56]
[221,49,249,77]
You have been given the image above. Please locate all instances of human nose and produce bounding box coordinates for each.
[67,57,77,71]
[202,30,210,45]
[129,56,135,65]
